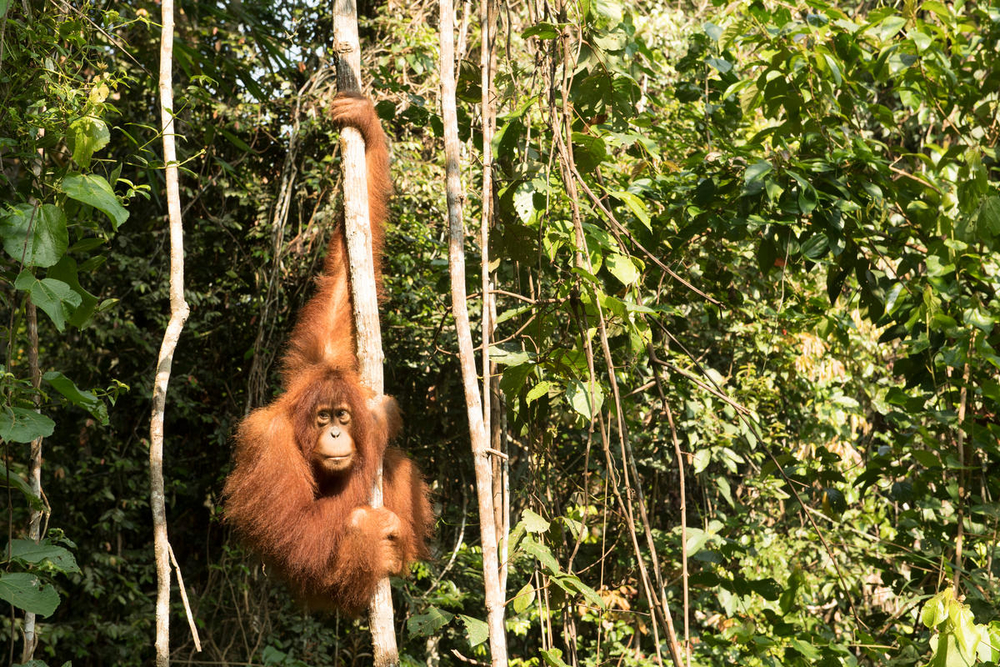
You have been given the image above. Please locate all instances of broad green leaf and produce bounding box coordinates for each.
[521,509,550,533]
[521,535,562,573]
[14,272,82,332]
[789,638,821,660]
[606,254,640,286]
[963,307,995,334]
[61,174,129,229]
[706,57,732,73]
[513,182,538,224]
[566,379,604,420]
[68,116,110,168]
[407,607,453,637]
[43,371,109,425]
[922,590,951,628]
[559,573,606,609]
[522,22,560,39]
[525,381,552,404]
[684,527,712,556]
[610,190,651,231]
[571,132,607,173]
[744,160,772,184]
[0,408,54,443]
[977,196,1000,240]
[500,363,534,399]
[0,462,42,509]
[541,649,570,667]
[692,448,711,473]
[512,583,535,614]
[7,539,80,574]
[589,0,621,22]
[458,614,489,648]
[0,573,59,617]
[490,346,534,367]
[0,204,68,268]
[47,255,99,328]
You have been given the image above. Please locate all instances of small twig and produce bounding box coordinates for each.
[168,542,203,652]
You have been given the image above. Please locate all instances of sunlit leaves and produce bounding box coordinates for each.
[68,116,110,168]
[407,607,454,638]
[922,589,1000,666]
[458,614,489,647]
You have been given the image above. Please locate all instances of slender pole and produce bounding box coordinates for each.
[151,0,191,663]
[440,0,508,663]
[331,1,397,664]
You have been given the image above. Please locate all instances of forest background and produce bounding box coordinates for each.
[1,0,999,666]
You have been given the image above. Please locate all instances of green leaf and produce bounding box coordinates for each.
[558,573,606,609]
[0,204,68,268]
[589,0,621,22]
[458,614,489,648]
[611,190,651,231]
[521,509,550,534]
[0,573,60,617]
[525,381,552,404]
[0,462,42,509]
[705,57,732,73]
[512,583,535,614]
[541,649,570,667]
[757,236,778,273]
[692,448,711,473]
[46,255,99,328]
[789,638,821,660]
[521,535,562,573]
[571,132,607,173]
[922,590,951,628]
[977,196,1000,240]
[68,116,110,169]
[61,174,129,229]
[744,160,772,184]
[7,539,80,574]
[14,272,82,332]
[43,371,109,425]
[513,182,539,224]
[407,607,453,637]
[606,254,640,286]
[522,22,560,39]
[0,408,55,444]
[566,379,604,420]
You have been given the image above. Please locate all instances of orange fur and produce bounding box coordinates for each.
[224,93,431,616]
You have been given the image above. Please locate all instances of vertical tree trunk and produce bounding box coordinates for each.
[478,0,509,597]
[21,302,42,663]
[331,1,397,664]
[151,0,191,663]
[440,0,509,664]
[22,128,46,664]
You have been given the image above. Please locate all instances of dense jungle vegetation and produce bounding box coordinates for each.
[1,0,999,665]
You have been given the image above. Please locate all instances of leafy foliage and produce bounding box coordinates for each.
[1,0,999,665]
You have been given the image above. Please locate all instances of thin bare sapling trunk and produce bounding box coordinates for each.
[21,302,42,663]
[332,1,397,664]
[440,0,509,664]
[151,0,191,663]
